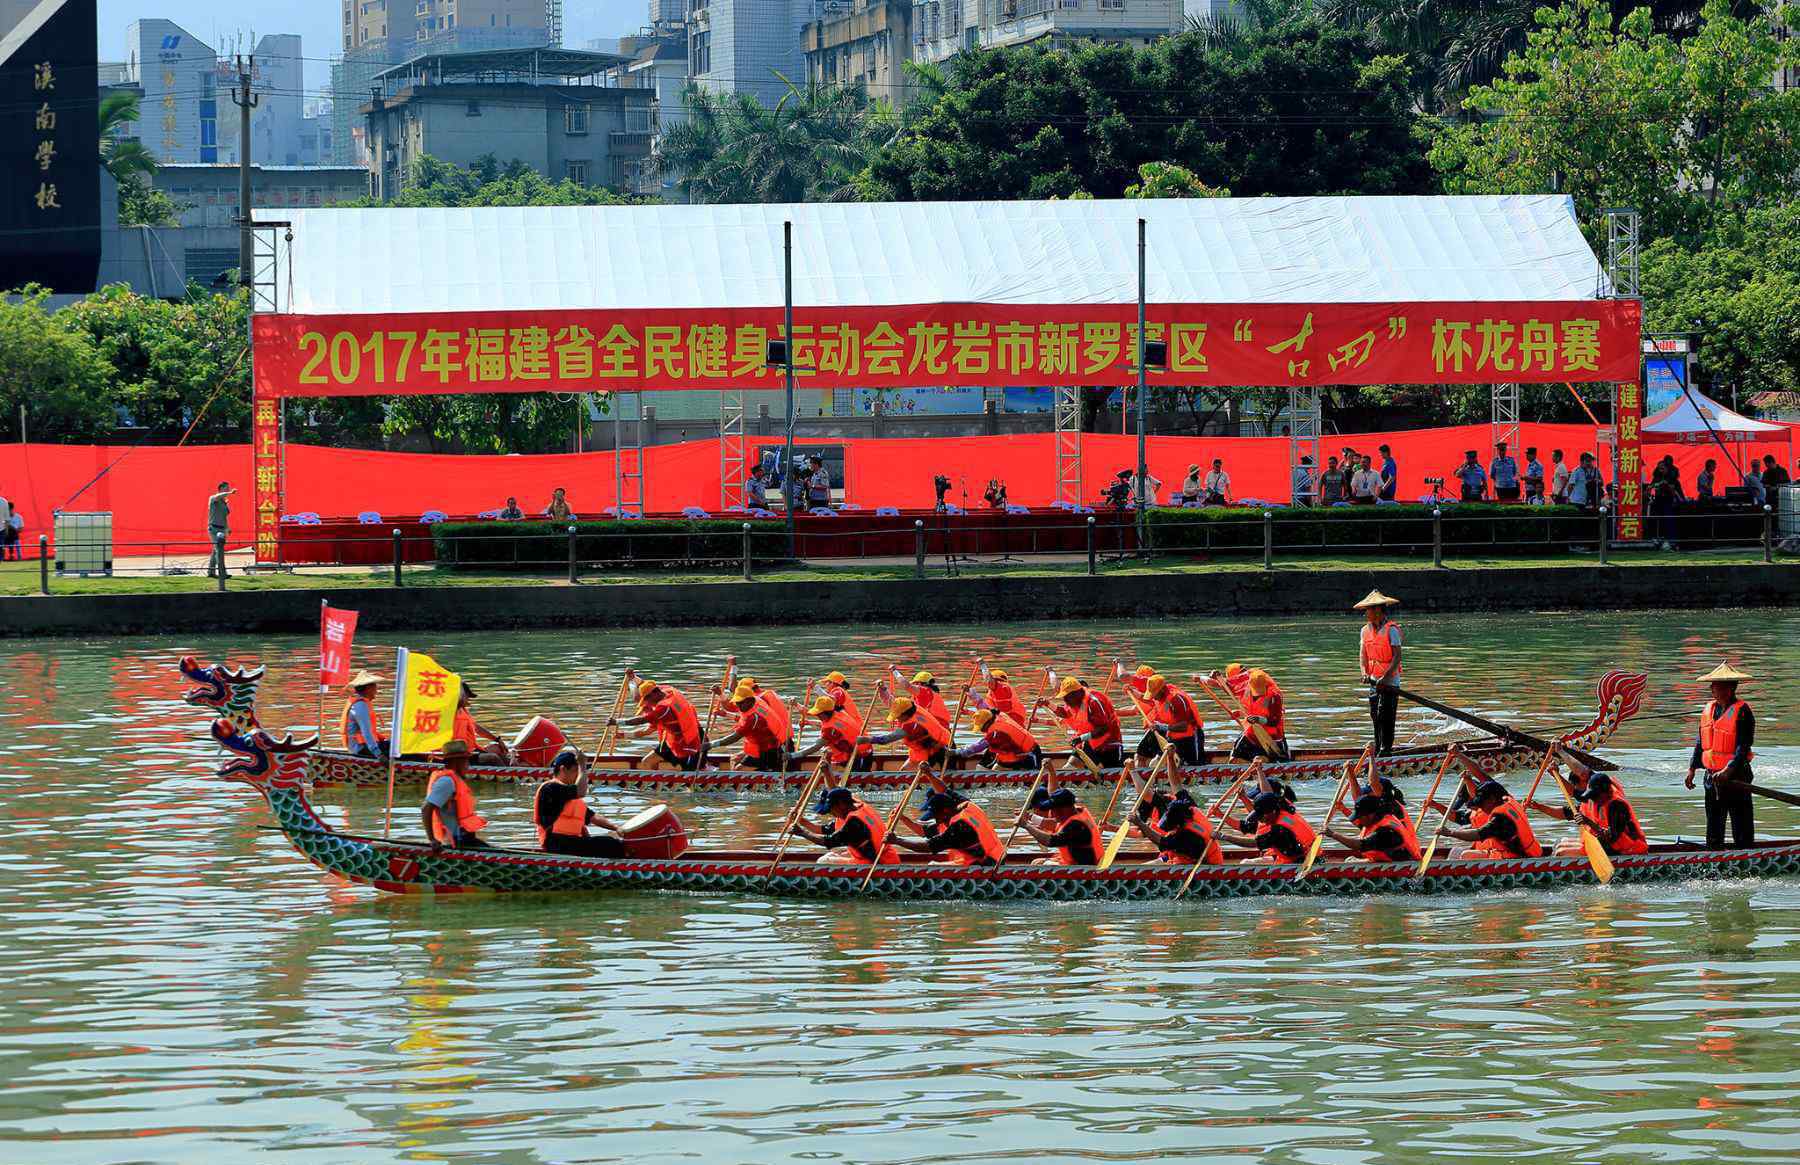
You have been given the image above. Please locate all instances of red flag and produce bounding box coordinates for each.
[320,604,359,688]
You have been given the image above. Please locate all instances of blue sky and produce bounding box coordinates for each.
[97,0,649,90]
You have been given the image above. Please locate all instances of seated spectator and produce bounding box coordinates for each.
[1179,463,1203,505]
[1764,454,1792,490]
[1453,451,1488,501]
[543,487,575,521]
[1318,456,1347,504]
[498,496,525,520]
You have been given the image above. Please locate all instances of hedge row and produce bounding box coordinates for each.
[1144,503,1599,554]
[433,519,791,569]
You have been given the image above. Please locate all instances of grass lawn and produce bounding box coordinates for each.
[2,548,1790,598]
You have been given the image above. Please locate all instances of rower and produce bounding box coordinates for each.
[789,785,897,865]
[709,682,785,771]
[1046,676,1124,770]
[421,739,491,851]
[793,695,875,773]
[450,684,510,765]
[341,669,390,759]
[978,663,1030,723]
[1437,779,1543,859]
[1018,788,1102,865]
[1141,673,1204,766]
[818,670,860,723]
[610,679,705,772]
[1325,794,1422,864]
[533,747,627,857]
[891,668,954,727]
[739,677,795,766]
[1356,589,1403,756]
[1131,790,1222,865]
[1233,669,1291,761]
[1215,789,1317,865]
[1685,662,1756,848]
[958,707,1043,770]
[861,696,952,772]
[891,789,1005,866]
[1526,764,1647,856]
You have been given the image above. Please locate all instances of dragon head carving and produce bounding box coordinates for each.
[180,655,265,732]
[1597,670,1648,726]
[211,719,315,787]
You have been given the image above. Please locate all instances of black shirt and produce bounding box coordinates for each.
[1360,824,1411,857]
[1257,821,1306,861]
[925,819,987,860]
[534,781,592,834]
[820,815,877,857]
[1155,821,1211,861]
[1474,810,1521,848]
[1043,818,1100,865]
[1588,799,1638,845]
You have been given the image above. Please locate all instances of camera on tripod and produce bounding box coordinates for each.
[1423,476,1445,488]
[933,474,953,510]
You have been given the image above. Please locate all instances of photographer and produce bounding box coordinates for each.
[983,479,1008,509]
[1102,471,1132,510]
[934,474,953,512]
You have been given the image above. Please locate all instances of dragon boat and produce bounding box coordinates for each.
[214,718,1800,901]
[180,656,1646,794]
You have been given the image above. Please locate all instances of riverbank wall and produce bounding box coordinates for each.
[4,564,1797,639]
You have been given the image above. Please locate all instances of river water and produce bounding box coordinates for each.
[2,609,1797,1163]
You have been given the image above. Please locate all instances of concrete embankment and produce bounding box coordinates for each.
[3,563,1797,638]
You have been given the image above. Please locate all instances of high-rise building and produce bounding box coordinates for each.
[802,0,912,108]
[123,19,221,163]
[688,0,822,107]
[912,0,1182,62]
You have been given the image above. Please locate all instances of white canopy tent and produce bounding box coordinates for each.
[1642,389,1791,444]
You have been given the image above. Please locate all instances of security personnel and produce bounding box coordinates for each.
[1527,764,1648,856]
[1685,662,1756,848]
[1438,779,1543,858]
[1216,790,1316,864]
[1356,589,1404,755]
[1046,676,1124,769]
[1019,788,1102,865]
[1132,792,1223,865]
[863,696,952,771]
[791,786,896,865]
[1233,669,1291,761]
[420,739,490,851]
[892,790,1005,866]
[956,708,1043,770]
[1325,794,1422,863]
[610,679,705,772]
[533,747,627,857]
[793,695,875,773]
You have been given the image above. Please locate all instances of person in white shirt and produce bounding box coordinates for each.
[1291,457,1315,506]
[1130,471,1163,507]
[1550,450,1571,504]
[1180,463,1204,505]
[1204,459,1231,505]
[1349,456,1380,504]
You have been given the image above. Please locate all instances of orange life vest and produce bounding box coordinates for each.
[1360,813,1422,863]
[1700,699,1753,772]
[843,801,895,864]
[1254,808,1317,864]
[428,768,488,844]
[1153,686,1200,740]
[646,687,703,755]
[1241,685,1286,743]
[1580,789,1648,855]
[533,782,590,847]
[452,706,479,750]
[340,696,385,751]
[1073,689,1122,748]
[818,710,872,764]
[1155,811,1224,865]
[757,688,793,747]
[910,683,952,727]
[1050,806,1101,865]
[734,704,782,758]
[1361,620,1401,682]
[1469,796,1542,858]
[982,713,1039,763]
[900,709,951,764]
[823,681,860,724]
[938,802,1006,866]
[987,680,1028,722]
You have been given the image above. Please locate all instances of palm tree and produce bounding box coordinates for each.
[99,90,157,181]
[650,78,881,203]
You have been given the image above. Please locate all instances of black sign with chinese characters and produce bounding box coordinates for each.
[0,0,99,292]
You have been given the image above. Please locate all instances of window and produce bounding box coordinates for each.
[564,104,589,135]
[466,100,481,116]
[200,118,216,145]
[1098,0,1123,7]
[565,160,589,184]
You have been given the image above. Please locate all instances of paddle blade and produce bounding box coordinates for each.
[1583,831,1615,883]
[1416,837,1440,877]
[1295,834,1325,879]
[1097,821,1133,871]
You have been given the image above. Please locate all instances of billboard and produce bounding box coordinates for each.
[0,0,100,292]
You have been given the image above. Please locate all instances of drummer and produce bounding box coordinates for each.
[533,747,627,857]
[610,678,705,772]
[451,684,511,766]
[790,786,897,864]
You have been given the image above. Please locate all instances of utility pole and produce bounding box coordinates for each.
[230,55,258,291]
[782,219,797,559]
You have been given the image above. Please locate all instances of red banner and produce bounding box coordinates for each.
[251,390,281,562]
[252,300,1640,397]
[1615,379,1645,540]
[320,604,359,688]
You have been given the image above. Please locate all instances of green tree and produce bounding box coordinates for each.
[1428,0,1800,243]
[1123,161,1230,199]
[866,18,1434,201]
[364,155,640,207]
[60,285,251,440]
[0,288,116,441]
[99,91,159,184]
[653,79,882,203]
[115,175,185,226]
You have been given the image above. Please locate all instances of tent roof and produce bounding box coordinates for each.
[261,195,1612,316]
[1643,389,1791,443]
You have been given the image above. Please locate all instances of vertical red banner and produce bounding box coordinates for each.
[320,604,359,688]
[252,390,282,563]
[1614,379,1644,540]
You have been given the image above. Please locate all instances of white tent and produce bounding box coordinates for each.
[1643,389,1791,444]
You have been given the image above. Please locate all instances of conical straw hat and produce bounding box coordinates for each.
[1696,662,1751,683]
[1353,589,1400,610]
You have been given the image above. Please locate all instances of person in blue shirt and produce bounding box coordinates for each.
[1377,444,1398,501]
[1453,451,1488,501]
[1523,448,1546,503]
[1489,442,1520,502]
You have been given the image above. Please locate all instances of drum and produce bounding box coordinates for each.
[510,716,568,768]
[620,803,689,859]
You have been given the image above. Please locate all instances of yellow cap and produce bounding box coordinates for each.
[889,696,915,721]
[1225,662,1244,679]
[912,670,934,685]
[971,708,995,729]
[732,682,757,703]
[990,668,1007,681]
[739,676,758,689]
[825,670,847,685]
[1147,674,1167,695]
[636,680,659,700]
[1056,676,1083,697]
[1247,668,1273,694]
[808,695,837,716]
[1134,664,1154,677]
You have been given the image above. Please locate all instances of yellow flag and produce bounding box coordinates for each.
[393,648,462,755]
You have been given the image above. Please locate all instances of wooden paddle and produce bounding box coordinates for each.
[1551,765,1615,883]
[595,674,633,759]
[1296,749,1368,879]
[1099,750,1169,870]
[1197,677,1278,755]
[995,760,1053,866]
[1709,777,1800,808]
[858,765,929,893]
[1409,745,1464,875]
[1022,666,1055,732]
[944,661,982,750]
[701,655,735,741]
[1394,686,1616,772]
[1206,759,1261,822]
[766,757,829,875]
